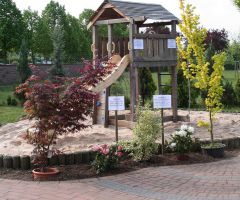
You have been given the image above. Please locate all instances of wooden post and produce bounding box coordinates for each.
[171,20,178,122]
[104,24,113,128]
[129,21,137,121]
[92,25,98,125]
[158,67,165,155]
[115,110,118,142]
[171,65,178,122]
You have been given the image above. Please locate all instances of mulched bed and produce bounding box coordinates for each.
[0,150,238,181]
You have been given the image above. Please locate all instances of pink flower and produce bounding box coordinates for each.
[102,148,110,155]
[117,145,123,151]
[92,145,101,152]
[117,152,123,157]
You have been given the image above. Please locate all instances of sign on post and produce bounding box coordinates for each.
[153,95,172,156]
[108,96,125,142]
[108,96,125,111]
[153,95,172,109]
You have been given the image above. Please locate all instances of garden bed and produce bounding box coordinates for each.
[0,150,238,181]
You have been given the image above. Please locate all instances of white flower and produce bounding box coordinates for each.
[170,143,176,149]
[180,125,188,131]
[178,130,187,137]
[188,126,194,133]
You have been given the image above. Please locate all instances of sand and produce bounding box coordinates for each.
[0,110,239,156]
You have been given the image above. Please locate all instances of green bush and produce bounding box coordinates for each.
[131,104,161,161]
[6,96,18,106]
[221,81,237,106]
[139,68,157,105]
[235,79,240,104]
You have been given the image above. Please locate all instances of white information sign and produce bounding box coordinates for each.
[108,96,125,111]
[153,95,172,109]
[167,39,176,49]
[133,39,144,49]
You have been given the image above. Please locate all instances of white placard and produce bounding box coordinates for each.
[133,39,144,49]
[108,96,125,111]
[153,95,172,109]
[167,39,176,48]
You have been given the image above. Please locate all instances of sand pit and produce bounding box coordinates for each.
[0,110,239,156]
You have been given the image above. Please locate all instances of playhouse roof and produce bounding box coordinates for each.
[88,0,179,28]
[109,0,179,21]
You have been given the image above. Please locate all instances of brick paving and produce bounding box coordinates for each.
[1,154,240,200]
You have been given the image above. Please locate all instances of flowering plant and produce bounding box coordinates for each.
[91,144,124,174]
[169,125,194,154]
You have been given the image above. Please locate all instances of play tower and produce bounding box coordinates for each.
[87,0,179,127]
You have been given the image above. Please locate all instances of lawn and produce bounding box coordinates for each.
[0,85,24,125]
[0,106,24,125]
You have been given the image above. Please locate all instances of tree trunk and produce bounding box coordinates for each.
[209,110,214,144]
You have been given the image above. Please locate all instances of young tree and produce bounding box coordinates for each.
[139,68,157,105]
[17,38,31,83]
[0,0,24,62]
[16,58,114,171]
[177,0,227,145]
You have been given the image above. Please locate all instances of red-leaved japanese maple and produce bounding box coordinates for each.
[16,59,114,171]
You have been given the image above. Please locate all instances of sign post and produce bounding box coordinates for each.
[108,96,125,142]
[153,95,172,155]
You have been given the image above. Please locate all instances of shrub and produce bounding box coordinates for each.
[169,125,194,154]
[221,81,236,106]
[235,78,240,104]
[139,68,157,105]
[131,104,161,161]
[91,144,124,174]
[7,96,18,106]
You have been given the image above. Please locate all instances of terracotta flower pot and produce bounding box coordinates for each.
[32,167,60,181]
[176,154,189,161]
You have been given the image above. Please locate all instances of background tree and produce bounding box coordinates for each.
[50,24,65,78]
[234,0,240,8]
[0,0,23,62]
[139,68,157,105]
[17,38,31,83]
[33,18,53,61]
[22,8,40,64]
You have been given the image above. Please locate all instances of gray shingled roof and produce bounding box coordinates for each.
[109,0,179,21]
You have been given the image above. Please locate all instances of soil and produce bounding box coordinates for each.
[0,150,238,182]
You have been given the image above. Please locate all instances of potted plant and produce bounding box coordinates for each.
[16,59,114,180]
[169,125,194,161]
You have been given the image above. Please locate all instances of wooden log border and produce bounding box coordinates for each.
[1,137,240,170]
[0,151,94,170]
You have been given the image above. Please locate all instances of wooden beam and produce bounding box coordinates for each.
[95,18,130,25]
[139,21,179,28]
[171,65,178,122]
[104,24,113,128]
[92,26,98,125]
[134,33,176,39]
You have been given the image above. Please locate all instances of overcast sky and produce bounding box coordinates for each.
[12,0,240,40]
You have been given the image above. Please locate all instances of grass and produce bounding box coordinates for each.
[223,70,239,85]
[0,106,24,125]
[0,85,24,125]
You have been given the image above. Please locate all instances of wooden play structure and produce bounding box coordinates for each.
[88,0,179,127]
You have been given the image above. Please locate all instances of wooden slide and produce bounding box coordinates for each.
[91,54,130,93]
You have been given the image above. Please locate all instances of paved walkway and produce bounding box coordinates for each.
[1,154,240,200]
